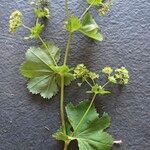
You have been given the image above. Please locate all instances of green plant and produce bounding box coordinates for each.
[9,0,129,150]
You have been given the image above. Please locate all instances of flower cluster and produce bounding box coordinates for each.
[115,67,129,85]
[74,64,99,80]
[102,66,129,85]
[9,10,22,33]
[99,0,112,16]
[102,67,113,75]
[34,7,50,18]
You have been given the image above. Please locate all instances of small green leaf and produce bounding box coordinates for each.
[53,128,69,142]
[20,43,60,99]
[65,100,113,150]
[51,65,75,86]
[79,13,103,41]
[30,23,44,39]
[91,84,111,95]
[65,15,82,32]
[87,0,102,6]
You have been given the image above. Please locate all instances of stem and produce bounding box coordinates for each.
[65,0,69,18]
[102,81,110,88]
[36,17,39,24]
[73,94,97,134]
[84,78,93,87]
[79,1,95,20]
[38,36,58,66]
[63,32,73,65]
[60,75,66,134]
[22,24,31,31]
[64,141,70,150]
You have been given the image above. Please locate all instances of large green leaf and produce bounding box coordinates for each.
[53,101,113,150]
[20,43,60,99]
[66,101,113,150]
[79,13,103,41]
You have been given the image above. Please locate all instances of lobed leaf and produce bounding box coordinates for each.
[79,13,103,41]
[64,100,113,150]
[20,43,60,99]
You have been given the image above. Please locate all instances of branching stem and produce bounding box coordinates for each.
[64,32,73,65]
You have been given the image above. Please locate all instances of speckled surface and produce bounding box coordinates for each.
[0,0,150,150]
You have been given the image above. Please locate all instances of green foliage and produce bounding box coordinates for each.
[65,15,82,32]
[34,7,50,18]
[50,65,75,86]
[20,43,60,99]
[79,13,103,41]
[54,101,113,150]
[20,43,74,98]
[9,10,22,32]
[9,1,130,150]
[65,100,113,150]
[87,0,102,6]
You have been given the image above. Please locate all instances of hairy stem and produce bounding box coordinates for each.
[64,32,73,65]
[38,36,58,66]
[79,0,95,20]
[60,75,66,134]
[73,94,97,134]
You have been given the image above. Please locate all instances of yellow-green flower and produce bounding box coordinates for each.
[74,64,89,78]
[115,67,129,85]
[34,7,50,18]
[9,10,22,33]
[102,67,113,75]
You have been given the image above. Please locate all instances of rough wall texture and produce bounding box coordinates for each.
[0,0,150,150]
